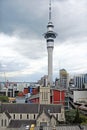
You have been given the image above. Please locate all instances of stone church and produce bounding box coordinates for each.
[0,103,65,128]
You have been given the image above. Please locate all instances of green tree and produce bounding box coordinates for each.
[80,114,87,125]
[73,108,81,124]
[65,108,87,125]
[0,96,9,102]
[65,109,76,124]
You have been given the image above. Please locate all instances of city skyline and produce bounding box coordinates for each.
[0,0,87,82]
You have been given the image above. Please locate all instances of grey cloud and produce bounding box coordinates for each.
[1,0,87,42]
[0,0,48,38]
[54,0,87,41]
[2,73,44,82]
[12,39,47,59]
[0,58,27,72]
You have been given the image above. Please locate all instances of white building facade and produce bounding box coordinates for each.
[69,89,87,103]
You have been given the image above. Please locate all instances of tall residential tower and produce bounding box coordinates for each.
[44,0,57,86]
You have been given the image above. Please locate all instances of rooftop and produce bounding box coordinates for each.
[0,103,62,113]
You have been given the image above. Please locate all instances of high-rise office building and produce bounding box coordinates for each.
[74,74,87,89]
[60,69,69,89]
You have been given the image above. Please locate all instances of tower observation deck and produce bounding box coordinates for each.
[44,0,57,86]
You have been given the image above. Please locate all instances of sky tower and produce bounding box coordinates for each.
[44,0,57,86]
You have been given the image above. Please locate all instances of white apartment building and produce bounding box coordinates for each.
[69,89,87,103]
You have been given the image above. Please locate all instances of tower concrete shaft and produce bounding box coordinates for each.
[47,46,53,86]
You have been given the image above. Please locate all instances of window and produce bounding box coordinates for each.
[56,114,58,119]
[1,119,3,126]
[20,114,22,119]
[5,119,7,126]
[27,114,29,119]
[34,114,35,119]
[42,92,43,100]
[44,92,45,99]
[46,92,48,99]
[13,114,15,119]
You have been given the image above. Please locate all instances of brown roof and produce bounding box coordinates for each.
[1,103,62,113]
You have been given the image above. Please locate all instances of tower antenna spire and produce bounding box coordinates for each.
[49,0,52,22]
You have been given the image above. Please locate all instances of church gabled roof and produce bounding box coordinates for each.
[1,103,62,113]
[37,108,51,119]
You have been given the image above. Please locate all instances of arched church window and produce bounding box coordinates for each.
[34,114,35,119]
[1,119,3,126]
[20,114,22,119]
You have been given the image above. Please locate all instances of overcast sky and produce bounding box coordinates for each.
[0,0,87,82]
